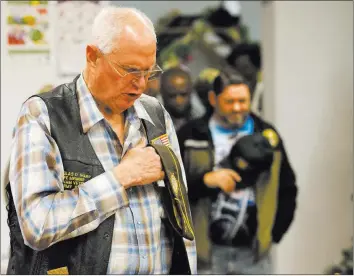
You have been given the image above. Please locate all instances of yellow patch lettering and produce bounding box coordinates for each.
[63,171,92,190]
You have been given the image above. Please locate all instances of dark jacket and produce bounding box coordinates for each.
[177,113,297,245]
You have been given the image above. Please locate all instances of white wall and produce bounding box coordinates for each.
[0,2,73,272]
[262,1,353,274]
[238,1,261,42]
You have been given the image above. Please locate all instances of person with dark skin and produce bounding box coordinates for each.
[159,66,203,131]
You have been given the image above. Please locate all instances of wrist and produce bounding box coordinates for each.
[203,172,217,188]
[114,164,132,189]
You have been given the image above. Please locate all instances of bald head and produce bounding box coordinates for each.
[91,7,156,54]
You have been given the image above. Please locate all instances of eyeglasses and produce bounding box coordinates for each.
[102,53,163,82]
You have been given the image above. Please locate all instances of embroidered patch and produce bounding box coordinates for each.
[47,266,69,275]
[169,172,179,196]
[236,157,249,170]
[151,133,170,147]
[262,129,279,148]
[63,171,92,190]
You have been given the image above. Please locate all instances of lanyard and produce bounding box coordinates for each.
[224,189,250,240]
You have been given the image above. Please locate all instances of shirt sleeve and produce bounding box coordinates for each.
[9,97,129,251]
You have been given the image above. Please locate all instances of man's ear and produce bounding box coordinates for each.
[86,44,99,67]
[208,90,216,107]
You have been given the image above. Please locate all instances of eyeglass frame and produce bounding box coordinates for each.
[98,49,163,82]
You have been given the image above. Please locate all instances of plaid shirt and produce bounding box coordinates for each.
[9,75,197,274]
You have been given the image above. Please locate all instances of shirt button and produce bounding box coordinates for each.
[137,221,141,225]
[142,255,146,259]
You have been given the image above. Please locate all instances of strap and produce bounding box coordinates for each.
[255,151,282,261]
[225,189,250,240]
[138,96,166,137]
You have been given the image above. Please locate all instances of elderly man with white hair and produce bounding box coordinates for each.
[5,7,196,275]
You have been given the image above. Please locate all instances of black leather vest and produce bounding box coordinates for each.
[6,76,191,274]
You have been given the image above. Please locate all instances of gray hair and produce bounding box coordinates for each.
[91,6,156,54]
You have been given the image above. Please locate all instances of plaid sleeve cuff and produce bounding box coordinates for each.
[78,170,129,219]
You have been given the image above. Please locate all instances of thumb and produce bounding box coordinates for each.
[229,170,242,182]
[135,137,147,148]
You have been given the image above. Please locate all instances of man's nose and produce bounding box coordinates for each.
[135,75,148,90]
[233,102,241,112]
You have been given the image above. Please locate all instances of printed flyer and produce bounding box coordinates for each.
[6,1,50,54]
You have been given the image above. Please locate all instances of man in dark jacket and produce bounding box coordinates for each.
[177,71,297,274]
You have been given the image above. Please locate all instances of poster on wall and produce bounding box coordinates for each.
[6,1,50,55]
[55,0,109,76]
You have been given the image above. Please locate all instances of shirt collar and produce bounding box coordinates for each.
[133,94,156,127]
[209,114,254,135]
[76,74,104,133]
[76,74,155,133]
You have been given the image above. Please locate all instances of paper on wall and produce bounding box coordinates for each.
[6,0,50,55]
[55,1,109,76]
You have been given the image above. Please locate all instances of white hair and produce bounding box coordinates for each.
[91,6,156,54]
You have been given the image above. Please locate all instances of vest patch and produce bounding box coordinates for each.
[151,133,170,147]
[63,171,92,189]
[47,266,69,275]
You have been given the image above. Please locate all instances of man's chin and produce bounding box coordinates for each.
[108,100,136,114]
[170,109,189,118]
[226,118,246,128]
